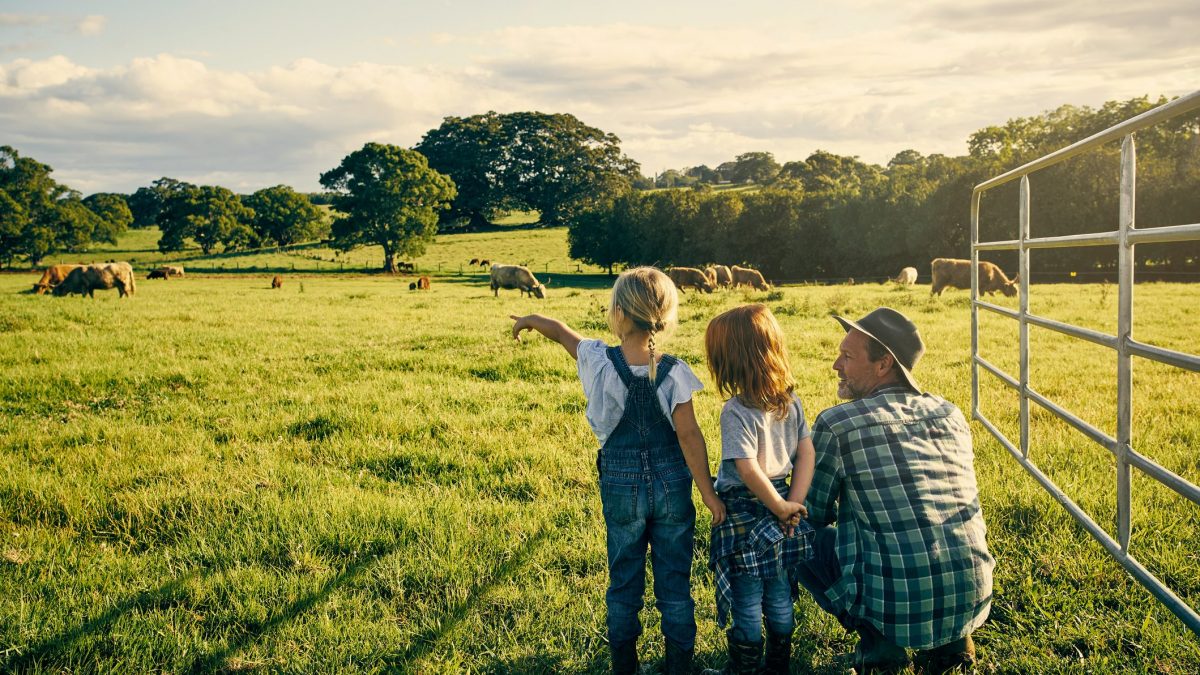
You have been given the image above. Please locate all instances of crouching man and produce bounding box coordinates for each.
[798,307,994,674]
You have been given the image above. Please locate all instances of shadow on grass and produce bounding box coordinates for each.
[381,527,553,672]
[2,572,200,671]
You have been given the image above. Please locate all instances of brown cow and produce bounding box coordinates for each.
[731,265,770,291]
[271,275,283,289]
[713,264,733,288]
[147,269,169,280]
[930,258,1017,297]
[417,276,430,290]
[479,259,491,268]
[667,267,714,294]
[32,264,83,294]
[490,263,547,298]
[53,263,136,298]
[469,258,480,266]
[703,266,719,288]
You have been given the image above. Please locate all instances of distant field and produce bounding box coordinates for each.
[60,224,602,277]
[1,247,1198,670]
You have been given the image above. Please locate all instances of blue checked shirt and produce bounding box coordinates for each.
[709,487,815,628]
[806,384,994,649]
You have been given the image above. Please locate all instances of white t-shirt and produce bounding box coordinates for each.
[714,393,811,491]
[576,338,704,447]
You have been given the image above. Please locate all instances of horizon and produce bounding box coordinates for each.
[1,0,1196,194]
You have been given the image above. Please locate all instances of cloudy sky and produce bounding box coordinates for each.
[2,0,1196,194]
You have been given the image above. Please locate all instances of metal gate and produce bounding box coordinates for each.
[969,90,1200,635]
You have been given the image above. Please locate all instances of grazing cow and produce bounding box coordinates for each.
[930,258,1018,297]
[470,258,480,265]
[667,267,715,294]
[409,282,417,291]
[147,269,169,280]
[893,267,918,285]
[271,275,283,289]
[417,276,430,290]
[479,259,491,268]
[731,265,770,291]
[163,265,185,277]
[490,263,547,298]
[32,264,83,294]
[713,264,733,288]
[398,262,415,273]
[847,277,856,286]
[53,262,136,298]
[703,266,719,288]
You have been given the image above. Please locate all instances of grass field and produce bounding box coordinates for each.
[1,248,1198,672]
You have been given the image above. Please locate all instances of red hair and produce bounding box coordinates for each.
[705,304,795,416]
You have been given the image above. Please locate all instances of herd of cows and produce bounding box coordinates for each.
[25,257,1018,300]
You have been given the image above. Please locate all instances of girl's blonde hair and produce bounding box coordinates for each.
[705,304,795,416]
[608,267,678,382]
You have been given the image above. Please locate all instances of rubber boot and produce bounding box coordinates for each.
[762,627,792,674]
[853,622,910,674]
[610,639,638,675]
[913,634,975,674]
[663,640,694,675]
[701,629,762,675]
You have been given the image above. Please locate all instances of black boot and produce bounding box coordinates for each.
[701,629,762,675]
[853,622,910,674]
[611,639,638,675]
[664,640,694,675]
[762,628,792,674]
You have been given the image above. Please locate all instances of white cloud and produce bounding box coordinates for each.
[0,6,1195,193]
[77,15,106,36]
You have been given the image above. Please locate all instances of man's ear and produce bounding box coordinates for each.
[877,352,896,377]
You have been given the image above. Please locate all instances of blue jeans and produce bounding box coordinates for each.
[729,572,794,643]
[793,525,855,630]
[601,469,697,649]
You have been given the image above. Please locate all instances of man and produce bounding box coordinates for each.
[798,307,994,674]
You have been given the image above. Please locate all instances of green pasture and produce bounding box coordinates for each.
[0,265,1197,672]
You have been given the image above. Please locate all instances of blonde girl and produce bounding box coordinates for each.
[702,304,815,675]
[510,267,724,675]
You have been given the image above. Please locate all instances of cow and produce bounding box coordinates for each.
[147,269,170,280]
[712,264,733,288]
[32,264,83,294]
[417,276,430,290]
[409,282,417,291]
[163,265,185,277]
[667,267,715,294]
[490,263,547,298]
[271,275,283,289]
[892,267,918,285]
[398,262,415,273]
[469,258,480,266]
[479,259,491,268]
[703,266,719,288]
[731,265,770,291]
[53,262,136,298]
[930,258,1018,297]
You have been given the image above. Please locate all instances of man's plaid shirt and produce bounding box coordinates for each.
[708,486,814,628]
[806,384,994,649]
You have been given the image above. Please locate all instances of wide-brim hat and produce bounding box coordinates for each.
[834,307,924,393]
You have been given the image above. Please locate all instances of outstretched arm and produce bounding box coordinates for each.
[510,314,584,361]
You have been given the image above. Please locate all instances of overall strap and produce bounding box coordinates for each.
[653,353,679,390]
[605,345,636,387]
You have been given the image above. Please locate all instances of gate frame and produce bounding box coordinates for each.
[969,90,1200,635]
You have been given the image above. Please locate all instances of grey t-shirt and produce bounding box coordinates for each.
[715,393,811,492]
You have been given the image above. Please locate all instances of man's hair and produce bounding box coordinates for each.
[864,334,899,376]
[705,304,794,416]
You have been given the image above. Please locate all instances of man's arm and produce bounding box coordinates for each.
[804,421,842,527]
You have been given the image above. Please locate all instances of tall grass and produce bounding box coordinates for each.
[1,270,1197,672]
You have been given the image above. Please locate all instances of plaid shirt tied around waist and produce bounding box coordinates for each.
[708,482,814,628]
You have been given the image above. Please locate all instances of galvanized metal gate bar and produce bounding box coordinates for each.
[970,90,1200,636]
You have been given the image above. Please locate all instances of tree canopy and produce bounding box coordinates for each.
[244,185,327,247]
[157,183,256,254]
[415,111,639,229]
[319,143,456,273]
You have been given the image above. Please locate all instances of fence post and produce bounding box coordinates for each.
[1116,133,1136,552]
[1019,175,1031,460]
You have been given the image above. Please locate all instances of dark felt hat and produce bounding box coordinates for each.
[834,307,925,392]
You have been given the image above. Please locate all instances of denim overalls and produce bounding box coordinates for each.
[598,346,697,651]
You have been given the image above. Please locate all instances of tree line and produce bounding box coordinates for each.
[3,96,1195,277]
[570,95,1199,280]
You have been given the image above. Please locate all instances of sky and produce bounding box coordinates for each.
[1,0,1197,194]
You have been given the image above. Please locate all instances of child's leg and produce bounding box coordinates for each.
[603,482,652,647]
[761,573,795,636]
[728,574,766,644]
[646,476,697,649]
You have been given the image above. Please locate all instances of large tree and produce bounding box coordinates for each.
[244,185,327,246]
[127,177,188,229]
[0,146,105,267]
[319,143,456,273]
[82,193,133,245]
[157,183,255,254]
[415,111,639,229]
